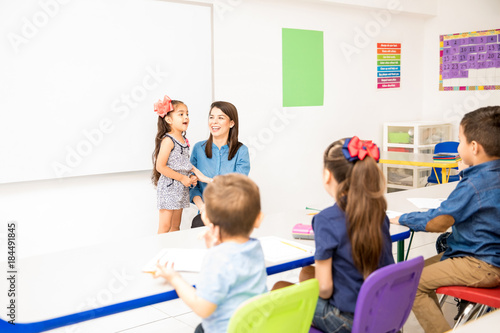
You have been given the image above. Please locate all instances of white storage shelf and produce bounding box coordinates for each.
[383,121,453,192]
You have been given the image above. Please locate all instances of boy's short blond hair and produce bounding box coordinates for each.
[203,173,261,237]
[461,106,500,158]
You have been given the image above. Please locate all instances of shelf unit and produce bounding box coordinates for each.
[383,121,453,192]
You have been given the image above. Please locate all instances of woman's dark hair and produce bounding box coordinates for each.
[151,100,185,186]
[324,139,387,279]
[204,101,242,160]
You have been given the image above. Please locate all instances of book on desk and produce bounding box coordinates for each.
[432,153,461,163]
[143,236,314,274]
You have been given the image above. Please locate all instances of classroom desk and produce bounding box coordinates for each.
[380,151,459,184]
[385,182,458,261]
[0,210,410,333]
[445,309,500,332]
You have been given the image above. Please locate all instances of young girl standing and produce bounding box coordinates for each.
[151,95,198,234]
[275,137,395,332]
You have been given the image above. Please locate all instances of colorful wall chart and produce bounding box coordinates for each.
[440,29,500,91]
[282,28,324,107]
[377,43,401,89]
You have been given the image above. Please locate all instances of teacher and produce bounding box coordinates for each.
[190,101,251,228]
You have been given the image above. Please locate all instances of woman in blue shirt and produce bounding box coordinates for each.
[190,101,250,227]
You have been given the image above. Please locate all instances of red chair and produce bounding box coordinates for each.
[437,285,500,328]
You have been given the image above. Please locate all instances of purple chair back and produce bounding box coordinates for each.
[351,256,424,333]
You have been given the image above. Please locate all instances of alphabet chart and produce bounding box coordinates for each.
[440,29,500,91]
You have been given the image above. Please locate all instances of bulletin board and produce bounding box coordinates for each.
[439,28,500,91]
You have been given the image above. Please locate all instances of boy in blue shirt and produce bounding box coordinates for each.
[154,173,267,333]
[391,106,500,333]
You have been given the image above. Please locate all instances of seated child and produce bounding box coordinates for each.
[274,136,395,333]
[391,106,500,333]
[154,173,268,333]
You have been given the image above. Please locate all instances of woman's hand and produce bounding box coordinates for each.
[191,166,212,184]
[154,260,179,283]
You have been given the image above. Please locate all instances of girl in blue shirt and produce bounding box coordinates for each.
[296,137,394,333]
[190,101,250,227]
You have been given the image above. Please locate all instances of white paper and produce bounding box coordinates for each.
[407,198,445,209]
[143,248,207,273]
[259,236,314,262]
[386,210,404,219]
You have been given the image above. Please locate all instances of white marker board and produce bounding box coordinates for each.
[0,0,212,184]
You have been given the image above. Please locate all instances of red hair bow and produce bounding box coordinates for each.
[154,95,174,118]
[342,136,380,162]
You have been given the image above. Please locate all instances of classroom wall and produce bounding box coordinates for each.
[1,0,496,258]
[421,0,500,137]
[211,0,430,214]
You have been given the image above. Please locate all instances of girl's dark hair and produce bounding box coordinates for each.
[204,101,242,160]
[151,100,185,186]
[324,139,387,279]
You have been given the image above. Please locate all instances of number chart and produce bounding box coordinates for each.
[440,29,500,91]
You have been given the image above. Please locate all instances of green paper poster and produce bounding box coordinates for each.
[282,28,324,107]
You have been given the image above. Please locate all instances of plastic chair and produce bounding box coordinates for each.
[437,285,500,328]
[227,278,319,333]
[351,256,424,333]
[427,141,460,184]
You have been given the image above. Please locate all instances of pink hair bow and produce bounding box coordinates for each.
[342,136,380,162]
[154,95,174,118]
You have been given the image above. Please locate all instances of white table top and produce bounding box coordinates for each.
[0,205,415,325]
[385,182,457,214]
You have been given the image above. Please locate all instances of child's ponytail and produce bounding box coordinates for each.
[324,137,386,279]
[346,155,386,279]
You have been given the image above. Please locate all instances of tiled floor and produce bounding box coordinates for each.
[46,231,463,333]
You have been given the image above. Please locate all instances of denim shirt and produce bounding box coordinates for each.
[189,140,250,203]
[399,159,500,267]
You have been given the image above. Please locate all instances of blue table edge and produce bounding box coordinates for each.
[0,257,314,333]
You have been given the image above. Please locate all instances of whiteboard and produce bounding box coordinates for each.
[0,0,212,184]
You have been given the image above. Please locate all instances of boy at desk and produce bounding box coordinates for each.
[391,106,500,333]
[154,173,267,333]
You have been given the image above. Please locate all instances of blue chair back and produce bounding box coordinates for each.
[351,256,424,333]
[428,141,460,184]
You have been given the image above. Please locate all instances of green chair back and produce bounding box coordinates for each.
[227,279,319,333]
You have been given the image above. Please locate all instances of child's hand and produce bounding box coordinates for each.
[154,260,179,282]
[390,216,400,225]
[181,175,192,187]
[189,175,198,187]
[202,223,220,248]
[458,160,469,172]
[191,166,212,184]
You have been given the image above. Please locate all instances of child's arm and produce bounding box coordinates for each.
[315,258,333,299]
[191,166,212,184]
[154,262,217,318]
[156,137,196,187]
